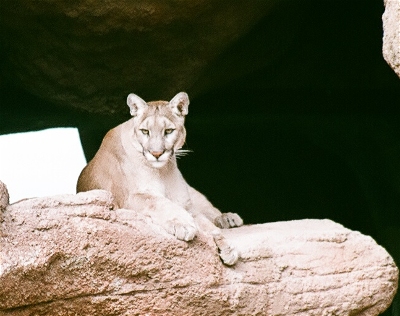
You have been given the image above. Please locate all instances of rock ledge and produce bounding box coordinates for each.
[0,186,398,315]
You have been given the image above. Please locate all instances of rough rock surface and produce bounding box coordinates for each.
[0,181,8,212]
[0,187,398,316]
[383,0,400,78]
[0,0,273,114]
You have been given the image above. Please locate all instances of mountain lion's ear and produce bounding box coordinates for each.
[169,92,189,117]
[127,93,147,116]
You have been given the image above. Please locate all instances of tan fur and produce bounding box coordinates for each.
[77,92,243,265]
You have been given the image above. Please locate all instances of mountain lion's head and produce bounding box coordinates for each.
[127,92,189,169]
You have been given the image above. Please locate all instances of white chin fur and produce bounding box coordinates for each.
[144,151,170,168]
[150,161,168,168]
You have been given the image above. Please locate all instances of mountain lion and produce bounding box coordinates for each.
[77,92,243,265]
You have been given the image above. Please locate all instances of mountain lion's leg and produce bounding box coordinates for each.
[187,186,243,265]
[127,193,198,241]
[193,213,240,266]
[187,186,243,228]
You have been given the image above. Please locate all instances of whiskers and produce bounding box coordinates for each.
[175,149,193,159]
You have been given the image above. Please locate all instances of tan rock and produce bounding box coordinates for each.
[383,0,400,78]
[0,189,398,315]
[0,181,9,212]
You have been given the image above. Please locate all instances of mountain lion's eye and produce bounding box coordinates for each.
[140,129,149,135]
[165,129,174,135]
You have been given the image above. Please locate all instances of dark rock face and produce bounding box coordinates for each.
[0,0,272,115]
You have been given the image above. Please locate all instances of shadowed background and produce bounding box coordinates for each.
[1,0,399,313]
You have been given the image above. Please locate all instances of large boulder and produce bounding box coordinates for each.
[0,0,273,115]
[383,0,400,79]
[0,187,398,315]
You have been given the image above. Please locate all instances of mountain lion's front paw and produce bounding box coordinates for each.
[165,217,198,241]
[213,234,239,266]
[214,212,243,229]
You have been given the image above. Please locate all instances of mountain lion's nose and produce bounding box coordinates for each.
[151,151,164,159]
